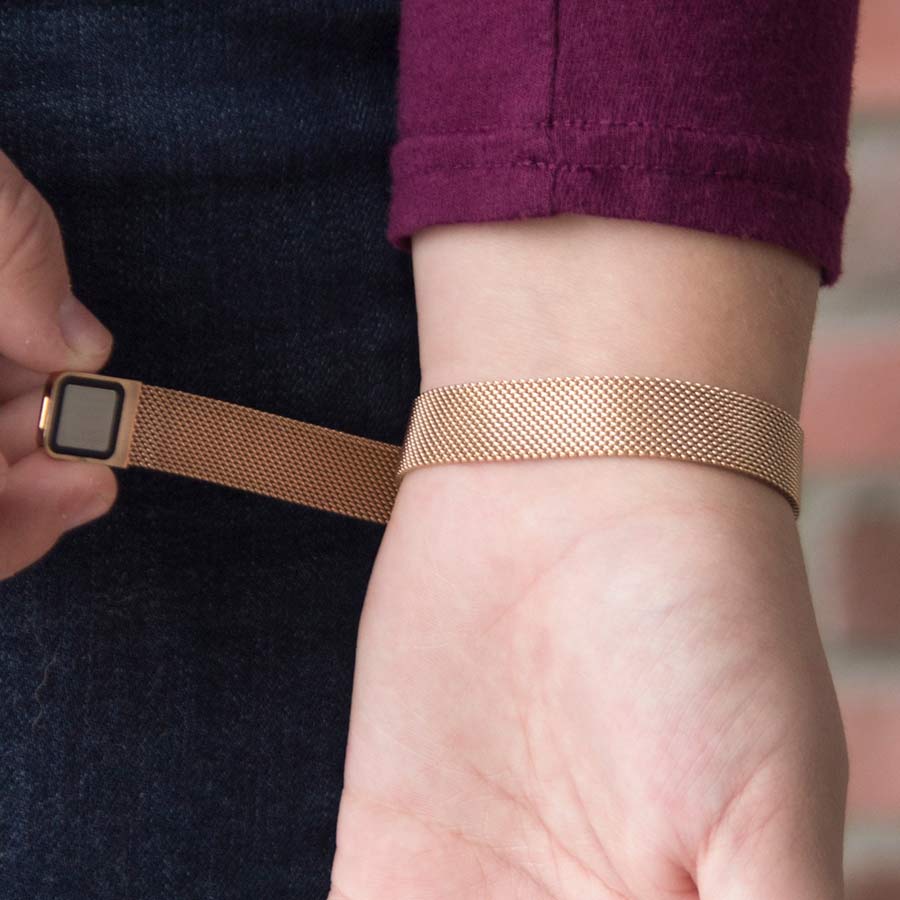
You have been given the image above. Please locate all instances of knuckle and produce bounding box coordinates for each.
[0,167,60,281]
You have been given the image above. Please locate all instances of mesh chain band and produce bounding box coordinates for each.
[128,385,402,524]
[399,375,803,518]
[40,372,802,522]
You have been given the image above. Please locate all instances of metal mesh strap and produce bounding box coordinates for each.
[128,385,402,524]
[124,375,802,522]
[399,375,803,517]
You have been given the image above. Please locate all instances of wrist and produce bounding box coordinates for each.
[412,215,818,417]
[397,453,799,552]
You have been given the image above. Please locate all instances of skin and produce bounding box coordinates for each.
[0,154,848,896]
[0,150,116,579]
[328,217,848,898]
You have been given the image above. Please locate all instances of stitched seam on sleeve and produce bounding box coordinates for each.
[395,159,846,218]
[398,119,841,161]
[545,0,561,208]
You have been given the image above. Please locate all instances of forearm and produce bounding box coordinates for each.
[413,215,818,417]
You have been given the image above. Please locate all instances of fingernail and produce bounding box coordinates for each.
[67,493,116,528]
[58,294,113,357]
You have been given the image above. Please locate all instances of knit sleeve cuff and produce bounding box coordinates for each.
[387,120,850,285]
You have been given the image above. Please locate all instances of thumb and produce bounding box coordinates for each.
[697,768,846,900]
[0,150,112,373]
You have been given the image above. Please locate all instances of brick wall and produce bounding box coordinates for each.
[799,2,900,896]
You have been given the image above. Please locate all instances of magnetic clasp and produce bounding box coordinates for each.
[48,375,125,459]
[39,371,143,469]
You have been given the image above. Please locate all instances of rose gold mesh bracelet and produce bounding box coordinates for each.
[400,375,802,518]
[39,372,802,524]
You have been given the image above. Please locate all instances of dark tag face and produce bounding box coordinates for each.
[49,376,124,459]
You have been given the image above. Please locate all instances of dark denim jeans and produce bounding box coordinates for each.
[0,3,418,897]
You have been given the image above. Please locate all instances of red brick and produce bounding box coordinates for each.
[841,687,900,818]
[801,334,900,469]
[852,0,900,112]
[848,874,900,900]
[829,496,900,641]
[824,123,900,297]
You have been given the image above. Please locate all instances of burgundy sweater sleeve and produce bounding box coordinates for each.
[386,0,859,285]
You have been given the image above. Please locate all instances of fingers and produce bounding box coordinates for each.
[0,149,119,582]
[0,450,117,581]
[0,357,48,403]
[0,385,44,463]
[0,150,112,373]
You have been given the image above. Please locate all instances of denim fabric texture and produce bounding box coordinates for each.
[0,3,418,897]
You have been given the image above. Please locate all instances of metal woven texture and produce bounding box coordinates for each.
[128,385,403,524]
[399,375,803,517]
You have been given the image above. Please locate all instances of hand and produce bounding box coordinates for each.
[330,216,843,898]
[330,459,848,899]
[0,149,116,580]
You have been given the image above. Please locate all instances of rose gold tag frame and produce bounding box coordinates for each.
[40,372,143,469]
